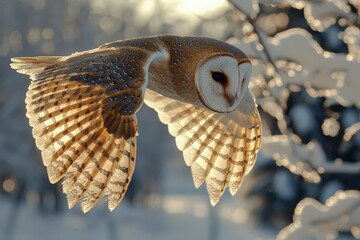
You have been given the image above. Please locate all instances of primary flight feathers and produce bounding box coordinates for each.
[10,35,261,212]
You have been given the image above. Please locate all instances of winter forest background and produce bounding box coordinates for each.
[0,0,359,239]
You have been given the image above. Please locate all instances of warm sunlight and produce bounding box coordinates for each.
[174,0,228,15]
[137,0,228,18]
[2,1,360,240]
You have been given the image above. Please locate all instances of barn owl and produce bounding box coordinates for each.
[10,35,261,213]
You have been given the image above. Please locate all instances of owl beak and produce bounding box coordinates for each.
[225,92,237,107]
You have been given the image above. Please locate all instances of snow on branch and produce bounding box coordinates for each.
[262,135,360,182]
[228,0,360,181]
[343,122,360,142]
[231,0,360,31]
[229,0,260,18]
[227,0,360,238]
[277,190,360,240]
[343,26,360,62]
[229,29,360,107]
[287,0,356,31]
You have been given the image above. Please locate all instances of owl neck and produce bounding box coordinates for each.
[147,67,202,107]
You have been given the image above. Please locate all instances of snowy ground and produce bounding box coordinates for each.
[0,192,278,240]
[0,196,277,240]
[0,157,277,240]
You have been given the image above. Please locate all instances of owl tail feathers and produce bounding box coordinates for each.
[10,56,62,78]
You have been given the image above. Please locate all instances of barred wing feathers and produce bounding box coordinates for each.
[10,47,160,212]
[145,89,261,205]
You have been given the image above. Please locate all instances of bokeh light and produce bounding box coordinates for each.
[2,179,16,193]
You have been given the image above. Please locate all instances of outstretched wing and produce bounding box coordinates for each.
[144,89,261,205]
[10,47,165,212]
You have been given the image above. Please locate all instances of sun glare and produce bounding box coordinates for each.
[174,0,228,15]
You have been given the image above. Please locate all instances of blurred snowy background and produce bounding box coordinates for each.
[0,0,359,239]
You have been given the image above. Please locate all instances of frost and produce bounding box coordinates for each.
[277,190,360,240]
[230,29,360,107]
[261,135,322,183]
[237,0,358,32]
[321,118,340,137]
[343,26,360,62]
[289,0,353,31]
[259,97,288,132]
[229,0,260,18]
[228,1,360,238]
[262,135,360,179]
[343,122,360,142]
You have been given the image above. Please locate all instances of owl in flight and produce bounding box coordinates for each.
[11,35,261,213]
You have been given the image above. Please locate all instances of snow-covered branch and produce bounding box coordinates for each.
[277,190,360,240]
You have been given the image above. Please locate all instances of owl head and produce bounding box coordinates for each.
[195,54,252,113]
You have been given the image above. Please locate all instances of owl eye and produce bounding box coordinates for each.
[211,71,227,85]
